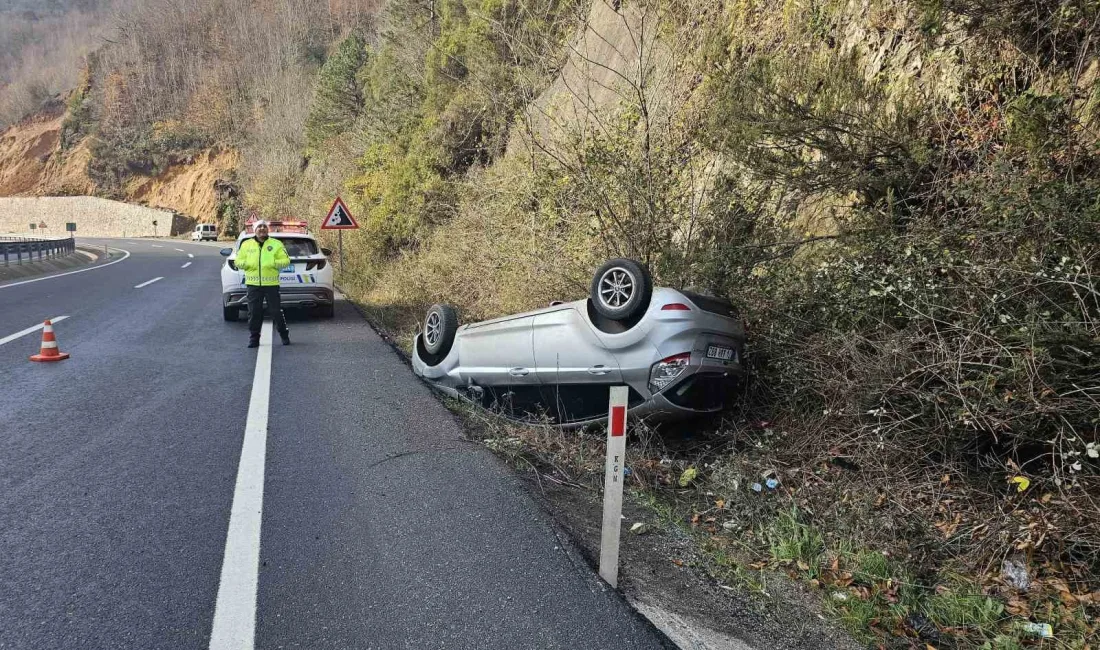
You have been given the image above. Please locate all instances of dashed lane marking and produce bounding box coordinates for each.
[134,277,163,289]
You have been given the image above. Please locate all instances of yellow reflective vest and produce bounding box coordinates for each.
[236,236,291,286]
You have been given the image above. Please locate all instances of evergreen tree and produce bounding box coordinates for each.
[305,34,367,151]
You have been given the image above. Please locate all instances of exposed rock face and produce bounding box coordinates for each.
[0,104,96,197]
[0,104,238,225]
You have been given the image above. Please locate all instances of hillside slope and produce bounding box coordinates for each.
[0,102,94,197]
[291,1,1100,647]
[0,105,237,223]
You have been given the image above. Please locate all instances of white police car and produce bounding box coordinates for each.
[219,221,336,321]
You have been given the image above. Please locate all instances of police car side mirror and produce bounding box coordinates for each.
[321,247,333,256]
[220,248,232,256]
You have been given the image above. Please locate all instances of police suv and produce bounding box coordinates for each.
[219,221,336,321]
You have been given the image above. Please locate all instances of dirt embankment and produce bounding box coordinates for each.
[0,104,94,197]
[124,148,239,223]
[0,105,237,223]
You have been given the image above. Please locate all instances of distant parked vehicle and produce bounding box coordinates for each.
[219,221,336,321]
[191,224,218,241]
[412,258,746,426]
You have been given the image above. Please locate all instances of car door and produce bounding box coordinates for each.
[457,314,538,387]
[532,307,623,422]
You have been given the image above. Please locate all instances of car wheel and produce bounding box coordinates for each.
[423,304,458,357]
[319,303,335,319]
[223,306,239,322]
[590,258,653,321]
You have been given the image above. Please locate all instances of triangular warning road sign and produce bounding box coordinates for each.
[321,197,359,230]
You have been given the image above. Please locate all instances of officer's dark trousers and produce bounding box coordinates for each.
[247,285,288,340]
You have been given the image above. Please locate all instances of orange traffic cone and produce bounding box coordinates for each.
[30,320,70,362]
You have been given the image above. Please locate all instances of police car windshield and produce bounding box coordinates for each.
[279,237,319,256]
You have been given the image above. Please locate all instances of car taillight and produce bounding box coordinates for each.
[228,259,237,271]
[649,353,691,393]
[305,260,327,270]
[662,303,690,311]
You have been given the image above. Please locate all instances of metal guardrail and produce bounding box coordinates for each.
[0,236,77,266]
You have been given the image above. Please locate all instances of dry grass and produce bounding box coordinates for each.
[407,376,1100,647]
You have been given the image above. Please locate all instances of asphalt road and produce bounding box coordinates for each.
[0,238,669,649]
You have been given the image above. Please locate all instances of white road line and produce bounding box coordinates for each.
[0,316,69,347]
[188,253,195,258]
[209,322,272,650]
[182,262,192,269]
[134,277,163,288]
[174,248,185,252]
[0,248,131,290]
[151,245,164,248]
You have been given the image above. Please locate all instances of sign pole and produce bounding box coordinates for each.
[599,386,630,587]
[339,230,344,273]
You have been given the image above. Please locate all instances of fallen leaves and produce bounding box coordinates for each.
[1005,596,1031,617]
[935,513,962,539]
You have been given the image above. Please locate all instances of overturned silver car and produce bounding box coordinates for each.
[411,259,746,426]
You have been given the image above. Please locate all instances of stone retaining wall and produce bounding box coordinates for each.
[0,197,188,238]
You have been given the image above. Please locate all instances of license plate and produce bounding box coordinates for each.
[706,345,734,361]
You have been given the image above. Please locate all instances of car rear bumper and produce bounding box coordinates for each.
[224,287,335,309]
[636,369,741,418]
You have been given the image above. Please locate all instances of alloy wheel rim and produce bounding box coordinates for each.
[598,267,635,309]
[425,311,441,347]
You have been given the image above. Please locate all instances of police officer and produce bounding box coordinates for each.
[236,220,291,347]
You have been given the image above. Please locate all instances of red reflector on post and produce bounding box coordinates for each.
[661,303,690,311]
[611,406,626,436]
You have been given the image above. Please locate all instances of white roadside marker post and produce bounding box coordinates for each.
[599,385,629,588]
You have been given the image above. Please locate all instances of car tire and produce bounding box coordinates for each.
[223,305,239,322]
[319,303,335,319]
[422,303,459,357]
[590,258,653,321]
